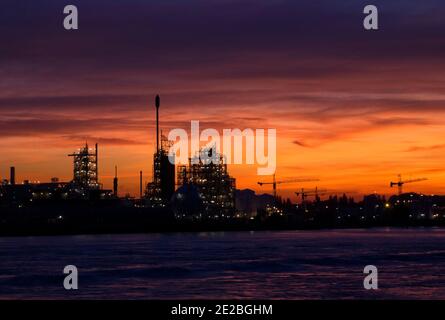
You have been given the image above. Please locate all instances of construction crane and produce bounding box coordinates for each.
[295,187,327,204]
[258,174,318,199]
[390,174,427,195]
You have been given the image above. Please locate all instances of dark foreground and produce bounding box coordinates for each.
[1,198,444,236]
[0,228,444,299]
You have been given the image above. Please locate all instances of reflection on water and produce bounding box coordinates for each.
[1,228,445,299]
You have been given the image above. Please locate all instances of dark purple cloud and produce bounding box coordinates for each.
[1,0,444,143]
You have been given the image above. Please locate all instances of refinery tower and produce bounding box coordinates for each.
[68,143,100,189]
[145,95,175,207]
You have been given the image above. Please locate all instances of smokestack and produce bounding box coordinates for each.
[140,170,143,199]
[113,166,118,197]
[95,143,99,183]
[155,95,160,153]
[10,167,15,185]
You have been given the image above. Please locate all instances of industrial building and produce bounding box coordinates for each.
[176,146,236,217]
[144,95,237,217]
[0,143,113,207]
[145,95,175,207]
[1,94,238,219]
[68,142,100,190]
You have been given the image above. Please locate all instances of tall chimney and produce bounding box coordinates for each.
[140,170,143,199]
[10,167,15,185]
[113,166,118,197]
[155,95,160,153]
[95,143,99,184]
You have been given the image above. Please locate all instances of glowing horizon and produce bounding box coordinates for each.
[1,0,445,201]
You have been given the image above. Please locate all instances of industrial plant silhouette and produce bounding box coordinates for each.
[1,96,444,236]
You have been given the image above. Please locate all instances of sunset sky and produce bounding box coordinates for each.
[1,0,445,200]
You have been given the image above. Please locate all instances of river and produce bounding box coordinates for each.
[1,228,444,299]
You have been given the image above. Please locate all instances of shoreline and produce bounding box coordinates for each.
[1,221,444,238]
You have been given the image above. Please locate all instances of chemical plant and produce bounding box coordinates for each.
[175,146,236,219]
[144,95,175,207]
[1,95,445,235]
[0,142,113,206]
